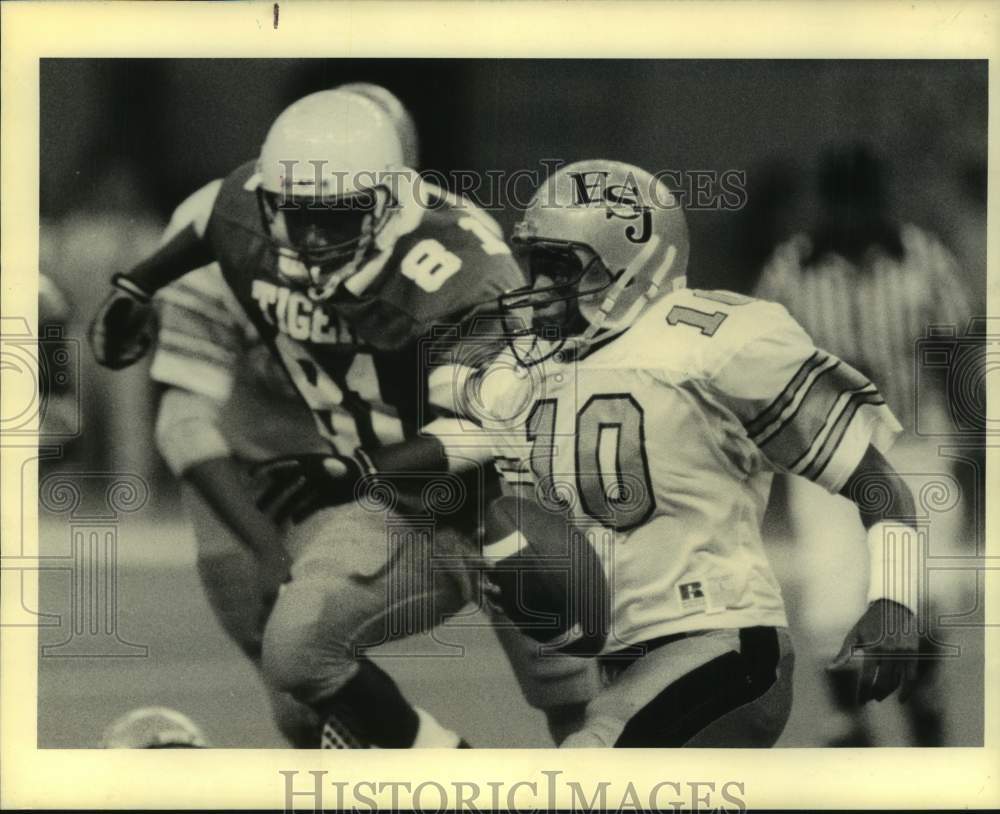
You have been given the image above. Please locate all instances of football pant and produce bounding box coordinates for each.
[181,484,318,746]
[561,627,795,747]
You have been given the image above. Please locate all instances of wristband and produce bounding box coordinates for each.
[865,521,923,616]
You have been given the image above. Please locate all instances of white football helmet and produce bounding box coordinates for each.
[101,706,209,748]
[501,159,689,361]
[337,82,420,168]
[256,89,407,299]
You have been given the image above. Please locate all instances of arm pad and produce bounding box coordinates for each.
[155,387,231,475]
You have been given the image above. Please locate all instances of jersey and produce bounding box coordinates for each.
[476,288,903,652]
[150,262,324,465]
[154,162,525,457]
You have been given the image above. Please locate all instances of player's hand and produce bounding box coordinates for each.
[88,274,157,369]
[252,453,365,526]
[827,598,920,704]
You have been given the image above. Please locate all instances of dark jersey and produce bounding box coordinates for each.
[166,161,525,454]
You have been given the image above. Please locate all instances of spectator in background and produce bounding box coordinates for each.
[756,142,973,747]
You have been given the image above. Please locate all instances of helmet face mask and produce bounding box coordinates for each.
[259,185,395,294]
[255,89,408,299]
[498,159,689,364]
[503,239,613,337]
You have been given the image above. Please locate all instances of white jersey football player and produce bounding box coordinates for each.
[423,160,925,746]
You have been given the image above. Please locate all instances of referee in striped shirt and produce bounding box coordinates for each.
[755,143,972,747]
[757,144,971,433]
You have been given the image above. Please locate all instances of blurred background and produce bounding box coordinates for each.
[36,59,987,747]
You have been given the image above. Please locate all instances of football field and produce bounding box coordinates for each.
[37,512,984,749]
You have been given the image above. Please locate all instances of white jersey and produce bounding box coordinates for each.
[477,288,902,651]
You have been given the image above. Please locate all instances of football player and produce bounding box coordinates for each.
[91,88,598,748]
[364,160,924,746]
[147,83,421,746]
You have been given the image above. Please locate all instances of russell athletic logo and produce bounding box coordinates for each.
[679,581,705,602]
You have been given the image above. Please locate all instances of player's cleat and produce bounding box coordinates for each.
[101,707,209,748]
[320,712,367,749]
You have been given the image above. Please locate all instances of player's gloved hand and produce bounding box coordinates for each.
[252,452,366,526]
[88,273,157,370]
[827,598,920,704]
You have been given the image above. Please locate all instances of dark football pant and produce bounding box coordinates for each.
[561,627,794,747]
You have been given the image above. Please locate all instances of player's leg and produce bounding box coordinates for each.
[561,628,794,748]
[489,621,601,744]
[181,484,318,746]
[261,501,474,748]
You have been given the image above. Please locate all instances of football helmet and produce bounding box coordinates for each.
[337,82,420,168]
[101,706,209,748]
[256,89,406,300]
[500,160,689,361]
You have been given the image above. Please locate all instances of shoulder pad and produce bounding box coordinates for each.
[600,289,800,382]
[162,179,223,244]
[378,199,526,324]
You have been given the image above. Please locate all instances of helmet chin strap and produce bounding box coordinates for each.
[581,235,666,344]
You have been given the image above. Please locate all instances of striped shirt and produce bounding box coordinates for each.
[756,224,971,432]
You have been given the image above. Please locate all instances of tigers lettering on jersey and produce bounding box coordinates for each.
[250,280,355,344]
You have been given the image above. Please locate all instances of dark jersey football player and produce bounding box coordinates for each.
[90,89,533,749]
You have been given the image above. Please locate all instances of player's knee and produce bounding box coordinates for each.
[260,589,358,702]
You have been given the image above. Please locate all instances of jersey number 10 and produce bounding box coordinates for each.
[526,395,655,532]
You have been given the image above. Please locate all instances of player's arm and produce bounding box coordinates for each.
[253,417,494,524]
[150,264,285,564]
[89,180,221,369]
[156,386,282,561]
[828,443,921,703]
[712,302,919,703]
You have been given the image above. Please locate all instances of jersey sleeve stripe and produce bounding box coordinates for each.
[754,367,853,464]
[788,384,881,475]
[751,355,841,444]
[149,352,234,402]
[804,393,888,483]
[158,286,233,325]
[744,350,825,437]
[157,300,241,347]
[156,328,239,364]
